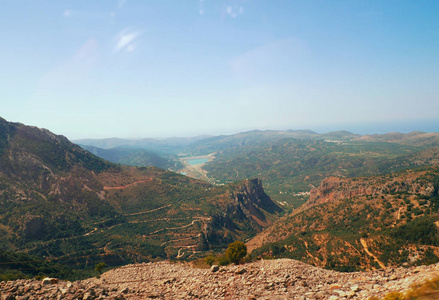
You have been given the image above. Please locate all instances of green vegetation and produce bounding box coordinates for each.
[200,138,428,208]
[0,119,282,280]
[77,130,439,211]
[94,262,107,275]
[225,241,247,265]
[3,119,439,279]
[0,250,96,281]
[204,255,215,266]
[391,217,439,246]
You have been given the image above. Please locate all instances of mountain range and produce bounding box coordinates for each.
[2,116,439,280]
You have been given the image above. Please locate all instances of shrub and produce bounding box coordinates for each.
[217,255,231,266]
[391,217,438,246]
[95,262,107,275]
[204,255,215,266]
[225,241,247,265]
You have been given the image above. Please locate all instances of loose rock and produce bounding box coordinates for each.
[1,259,439,299]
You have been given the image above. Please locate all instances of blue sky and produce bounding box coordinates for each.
[1,1,438,139]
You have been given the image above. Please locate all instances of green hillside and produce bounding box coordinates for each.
[0,117,281,280]
[200,138,429,208]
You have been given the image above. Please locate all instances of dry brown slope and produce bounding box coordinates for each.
[247,166,439,270]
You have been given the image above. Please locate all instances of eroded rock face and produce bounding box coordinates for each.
[204,178,282,248]
[1,259,438,299]
[233,178,283,216]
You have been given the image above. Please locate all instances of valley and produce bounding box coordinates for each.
[177,154,216,184]
[4,1,439,297]
[75,128,439,273]
[2,116,439,287]
[0,118,281,280]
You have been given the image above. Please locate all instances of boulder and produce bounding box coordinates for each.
[42,277,58,285]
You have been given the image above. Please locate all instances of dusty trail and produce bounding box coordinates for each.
[103,178,153,190]
[124,204,171,216]
[360,238,387,269]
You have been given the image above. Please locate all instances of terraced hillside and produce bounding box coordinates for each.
[0,117,281,279]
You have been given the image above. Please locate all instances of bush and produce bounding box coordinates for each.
[218,255,231,266]
[391,217,438,246]
[225,241,247,265]
[204,255,215,266]
[95,262,107,274]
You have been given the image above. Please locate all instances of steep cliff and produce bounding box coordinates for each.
[204,178,282,247]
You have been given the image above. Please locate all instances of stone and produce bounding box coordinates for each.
[211,265,220,272]
[1,258,439,299]
[235,268,247,274]
[350,284,360,292]
[42,278,58,285]
[82,292,95,300]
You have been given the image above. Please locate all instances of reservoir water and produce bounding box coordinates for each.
[186,158,208,165]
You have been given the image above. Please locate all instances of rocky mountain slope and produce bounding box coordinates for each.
[248,166,439,271]
[0,117,281,279]
[2,258,439,299]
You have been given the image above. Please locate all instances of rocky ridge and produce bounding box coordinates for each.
[1,259,439,299]
[306,173,436,208]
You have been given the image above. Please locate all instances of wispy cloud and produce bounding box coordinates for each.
[118,0,126,9]
[74,39,99,62]
[230,37,308,83]
[226,5,243,18]
[62,8,115,23]
[63,10,71,18]
[32,38,100,105]
[199,0,205,15]
[113,29,142,53]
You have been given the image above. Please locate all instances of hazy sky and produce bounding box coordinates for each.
[1,1,438,139]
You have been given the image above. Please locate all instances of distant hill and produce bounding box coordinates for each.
[79,145,183,170]
[180,129,354,156]
[0,117,281,280]
[356,131,439,147]
[198,137,435,208]
[74,135,211,154]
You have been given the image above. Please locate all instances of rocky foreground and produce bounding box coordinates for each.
[1,259,439,299]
